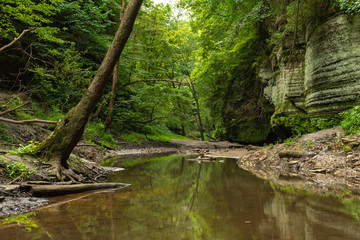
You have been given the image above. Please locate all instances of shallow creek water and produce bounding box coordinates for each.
[1,155,360,240]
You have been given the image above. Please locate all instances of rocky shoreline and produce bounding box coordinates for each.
[236,127,360,197]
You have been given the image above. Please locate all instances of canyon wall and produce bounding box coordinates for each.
[262,14,360,138]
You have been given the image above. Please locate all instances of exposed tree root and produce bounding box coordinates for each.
[0,154,116,185]
[53,162,87,183]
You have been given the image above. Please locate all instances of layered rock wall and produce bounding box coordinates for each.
[305,14,360,115]
[266,14,360,118]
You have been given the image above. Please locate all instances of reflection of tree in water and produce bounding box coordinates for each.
[189,163,202,211]
[110,155,204,239]
[189,159,277,240]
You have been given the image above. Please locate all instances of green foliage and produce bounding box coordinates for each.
[107,5,201,137]
[335,0,360,13]
[179,0,275,142]
[284,134,300,146]
[13,141,38,156]
[341,105,360,134]
[112,82,196,135]
[120,132,147,144]
[1,159,35,179]
[32,102,64,122]
[83,121,115,149]
[1,213,38,232]
[272,113,341,136]
[0,0,61,39]
[0,122,16,143]
[120,124,191,144]
[31,44,93,111]
[1,0,205,141]
[51,0,115,65]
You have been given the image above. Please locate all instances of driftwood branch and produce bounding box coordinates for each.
[206,134,219,141]
[0,27,38,53]
[0,117,58,125]
[0,101,30,116]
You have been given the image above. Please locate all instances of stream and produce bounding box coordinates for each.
[1,155,360,240]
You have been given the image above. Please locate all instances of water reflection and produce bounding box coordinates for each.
[1,155,360,240]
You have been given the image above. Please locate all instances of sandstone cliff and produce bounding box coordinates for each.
[263,14,360,138]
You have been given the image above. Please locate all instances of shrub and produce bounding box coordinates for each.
[341,105,360,134]
[271,113,341,136]
[83,121,115,148]
[1,160,35,180]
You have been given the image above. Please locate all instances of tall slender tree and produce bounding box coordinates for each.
[36,0,143,180]
[105,0,127,129]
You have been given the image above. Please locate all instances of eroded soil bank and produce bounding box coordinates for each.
[232,127,360,197]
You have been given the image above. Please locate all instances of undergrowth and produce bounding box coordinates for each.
[11,141,38,156]
[0,157,35,180]
[121,123,191,144]
[0,122,16,143]
[83,121,116,149]
[271,113,341,136]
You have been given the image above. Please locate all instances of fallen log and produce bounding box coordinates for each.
[279,150,315,158]
[25,182,130,197]
[206,134,219,141]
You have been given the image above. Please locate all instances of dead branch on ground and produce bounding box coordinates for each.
[0,117,58,125]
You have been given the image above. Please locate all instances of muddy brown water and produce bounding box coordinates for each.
[1,155,360,240]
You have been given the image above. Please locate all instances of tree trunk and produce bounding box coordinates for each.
[105,0,127,129]
[36,0,143,179]
[105,63,119,129]
[188,79,204,141]
[104,62,119,129]
[91,96,108,121]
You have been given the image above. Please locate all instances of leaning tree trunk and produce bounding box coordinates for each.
[36,0,143,180]
[105,0,126,129]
